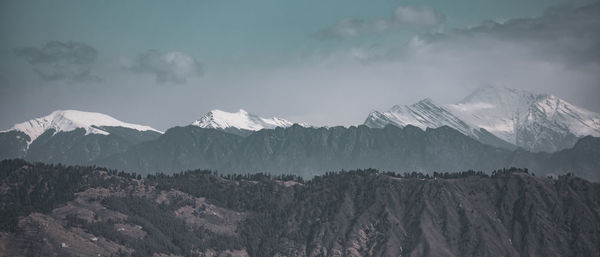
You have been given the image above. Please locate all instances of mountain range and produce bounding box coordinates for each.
[365,86,600,152]
[1,87,599,180]
[96,124,600,180]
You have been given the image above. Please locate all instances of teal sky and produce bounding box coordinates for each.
[1,0,598,129]
[0,0,566,65]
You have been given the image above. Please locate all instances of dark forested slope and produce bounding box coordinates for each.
[1,160,599,257]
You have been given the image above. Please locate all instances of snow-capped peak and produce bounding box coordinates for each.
[364,86,600,152]
[3,110,162,143]
[365,98,479,137]
[192,109,303,131]
[447,86,600,147]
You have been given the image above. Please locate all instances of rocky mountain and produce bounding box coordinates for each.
[2,109,599,181]
[1,160,599,257]
[448,86,600,152]
[364,98,517,150]
[192,109,305,136]
[98,124,600,181]
[365,87,600,152]
[3,110,161,143]
[0,110,162,164]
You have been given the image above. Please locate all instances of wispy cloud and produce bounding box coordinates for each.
[318,5,445,39]
[126,50,203,84]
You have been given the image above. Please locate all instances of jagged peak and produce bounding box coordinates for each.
[192,109,305,131]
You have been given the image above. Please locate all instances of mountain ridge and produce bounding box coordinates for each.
[365,86,600,152]
[95,124,600,181]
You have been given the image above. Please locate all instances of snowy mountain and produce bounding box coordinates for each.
[2,110,162,144]
[192,109,304,135]
[448,86,600,152]
[365,87,600,152]
[0,110,163,164]
[365,98,476,136]
[364,98,517,149]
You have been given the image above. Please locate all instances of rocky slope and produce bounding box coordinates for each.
[1,160,599,257]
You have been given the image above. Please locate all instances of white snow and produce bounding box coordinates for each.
[365,86,600,151]
[192,109,305,131]
[365,98,482,138]
[2,110,162,143]
[447,86,600,144]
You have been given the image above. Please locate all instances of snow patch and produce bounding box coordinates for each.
[192,109,306,131]
[365,98,481,138]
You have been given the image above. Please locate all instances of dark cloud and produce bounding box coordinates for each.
[14,41,100,82]
[318,6,445,39]
[424,2,600,66]
[128,49,203,84]
[321,2,600,115]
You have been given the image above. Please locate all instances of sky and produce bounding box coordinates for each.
[1,0,599,130]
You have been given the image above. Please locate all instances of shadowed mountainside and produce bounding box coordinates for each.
[98,125,600,181]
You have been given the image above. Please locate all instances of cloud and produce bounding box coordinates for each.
[393,6,445,27]
[356,2,600,68]
[14,41,100,82]
[319,19,372,39]
[312,2,600,114]
[432,2,599,67]
[128,50,202,84]
[319,5,445,39]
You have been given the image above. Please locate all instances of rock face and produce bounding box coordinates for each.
[1,160,599,257]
